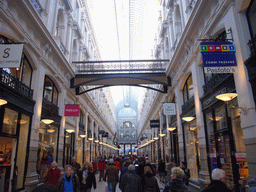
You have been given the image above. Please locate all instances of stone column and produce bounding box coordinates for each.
[175,88,184,163]
[25,64,45,189]
[191,58,210,189]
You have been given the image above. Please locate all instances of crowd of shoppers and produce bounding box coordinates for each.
[37,154,243,192]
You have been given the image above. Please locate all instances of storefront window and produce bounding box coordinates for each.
[64,131,74,166]
[37,122,58,180]
[229,99,249,183]
[205,98,249,190]
[0,136,15,192]
[184,120,200,181]
[2,108,18,135]
[77,137,83,165]
[215,105,228,130]
[206,112,217,170]
[0,108,30,191]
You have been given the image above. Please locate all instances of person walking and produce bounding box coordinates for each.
[202,168,232,192]
[119,164,143,192]
[163,167,191,192]
[71,157,81,174]
[98,157,106,182]
[44,161,61,186]
[57,165,80,192]
[77,161,96,192]
[142,166,160,192]
[158,159,166,183]
[92,159,97,174]
[180,162,190,186]
[114,158,122,173]
[104,159,119,192]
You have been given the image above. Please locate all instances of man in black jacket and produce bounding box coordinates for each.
[119,164,142,192]
[202,168,232,192]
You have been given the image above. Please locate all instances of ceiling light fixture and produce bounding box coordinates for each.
[167,127,176,131]
[41,119,54,124]
[216,93,238,102]
[182,116,195,122]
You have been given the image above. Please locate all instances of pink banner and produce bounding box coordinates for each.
[64,105,80,116]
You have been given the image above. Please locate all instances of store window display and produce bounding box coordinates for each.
[37,122,58,180]
[184,119,200,181]
[205,98,249,190]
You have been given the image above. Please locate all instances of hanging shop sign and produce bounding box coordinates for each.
[0,44,24,68]
[64,104,80,116]
[200,42,237,73]
[235,152,247,162]
[150,120,160,128]
[163,103,176,115]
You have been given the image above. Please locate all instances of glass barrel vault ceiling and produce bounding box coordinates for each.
[87,0,160,130]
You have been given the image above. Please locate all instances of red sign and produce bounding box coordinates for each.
[64,105,80,116]
[235,152,246,162]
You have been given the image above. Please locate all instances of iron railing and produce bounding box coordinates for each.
[203,73,231,94]
[30,0,43,16]
[0,69,33,98]
[182,96,195,112]
[73,59,169,75]
[248,35,256,56]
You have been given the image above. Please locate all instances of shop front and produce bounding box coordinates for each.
[0,35,35,192]
[37,76,61,182]
[201,74,249,192]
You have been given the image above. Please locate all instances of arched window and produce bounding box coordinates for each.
[182,74,193,103]
[43,76,58,105]
[79,109,84,125]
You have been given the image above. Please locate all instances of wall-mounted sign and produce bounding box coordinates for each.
[64,105,80,116]
[200,42,237,73]
[102,132,108,137]
[163,103,176,115]
[0,44,24,68]
[150,120,160,128]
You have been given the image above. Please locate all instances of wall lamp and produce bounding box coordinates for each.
[41,119,54,124]
[216,93,255,115]
[182,116,195,122]
[159,133,166,137]
[0,98,7,106]
[66,128,75,133]
[216,93,237,102]
[79,134,86,138]
[167,127,176,131]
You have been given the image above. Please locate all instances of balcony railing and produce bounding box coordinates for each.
[203,74,231,94]
[42,98,59,116]
[182,96,195,112]
[0,69,33,98]
[74,60,168,75]
[30,0,43,16]
[248,35,256,56]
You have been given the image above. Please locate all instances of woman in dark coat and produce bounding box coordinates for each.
[77,161,96,192]
[163,167,191,192]
[142,166,160,192]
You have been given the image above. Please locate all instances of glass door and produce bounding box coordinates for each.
[216,132,234,189]
[0,137,16,192]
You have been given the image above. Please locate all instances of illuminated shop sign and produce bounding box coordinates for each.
[150,120,160,128]
[64,104,80,116]
[200,42,237,73]
[0,44,24,68]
